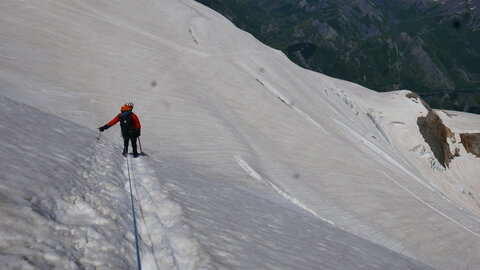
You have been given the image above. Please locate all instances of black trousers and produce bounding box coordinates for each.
[123,135,138,154]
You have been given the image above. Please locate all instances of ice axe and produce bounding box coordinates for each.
[138,137,147,156]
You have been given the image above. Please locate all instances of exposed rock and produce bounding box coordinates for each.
[406,92,431,110]
[460,133,480,158]
[411,93,456,167]
[417,111,456,167]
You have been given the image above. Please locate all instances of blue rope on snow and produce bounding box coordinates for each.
[126,155,142,270]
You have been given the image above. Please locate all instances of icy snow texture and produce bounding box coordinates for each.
[1,0,480,269]
[0,97,136,269]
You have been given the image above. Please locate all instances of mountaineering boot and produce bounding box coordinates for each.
[122,148,128,157]
[132,139,139,158]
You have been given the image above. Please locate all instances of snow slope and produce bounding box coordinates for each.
[0,97,137,269]
[1,0,480,269]
[0,97,434,269]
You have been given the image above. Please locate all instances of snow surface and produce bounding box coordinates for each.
[0,97,136,269]
[1,0,480,269]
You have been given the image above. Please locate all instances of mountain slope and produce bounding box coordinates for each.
[195,0,480,113]
[0,96,137,269]
[1,0,480,269]
[0,97,436,269]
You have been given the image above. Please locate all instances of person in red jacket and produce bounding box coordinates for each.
[99,102,141,157]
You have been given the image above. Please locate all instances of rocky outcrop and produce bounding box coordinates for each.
[406,92,431,109]
[460,133,480,158]
[417,111,456,167]
[410,93,457,167]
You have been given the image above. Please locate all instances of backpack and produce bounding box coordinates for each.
[119,111,135,136]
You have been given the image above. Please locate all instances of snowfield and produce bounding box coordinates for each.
[1,0,480,269]
[0,97,136,269]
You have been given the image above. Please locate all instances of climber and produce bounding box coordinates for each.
[99,102,141,157]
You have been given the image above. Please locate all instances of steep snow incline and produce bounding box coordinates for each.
[0,96,436,270]
[1,0,480,269]
[130,153,435,270]
[0,97,137,269]
[338,82,480,217]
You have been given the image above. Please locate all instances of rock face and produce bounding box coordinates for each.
[409,92,457,167]
[460,133,480,158]
[417,111,456,168]
[195,0,480,113]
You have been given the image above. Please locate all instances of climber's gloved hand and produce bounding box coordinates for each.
[98,125,110,132]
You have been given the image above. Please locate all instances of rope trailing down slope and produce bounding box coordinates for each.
[126,155,142,270]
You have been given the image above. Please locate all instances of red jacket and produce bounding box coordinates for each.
[107,112,141,129]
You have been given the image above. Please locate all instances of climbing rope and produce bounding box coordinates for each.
[130,158,162,270]
[126,155,142,270]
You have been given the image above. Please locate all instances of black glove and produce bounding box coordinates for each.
[135,128,141,137]
[98,125,110,132]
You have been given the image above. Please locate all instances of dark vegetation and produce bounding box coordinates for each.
[196,0,480,113]
[287,43,317,60]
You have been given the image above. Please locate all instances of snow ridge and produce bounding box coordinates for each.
[125,156,215,270]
